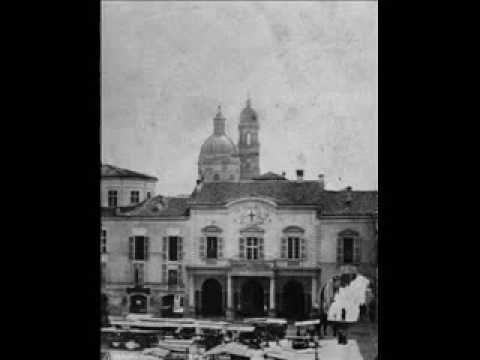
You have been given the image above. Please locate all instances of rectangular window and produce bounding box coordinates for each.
[101,229,107,254]
[169,237,178,261]
[134,236,145,260]
[206,237,218,259]
[343,237,354,264]
[133,263,144,286]
[146,192,151,199]
[130,191,140,204]
[168,269,178,285]
[108,190,118,208]
[287,237,300,259]
[246,237,259,260]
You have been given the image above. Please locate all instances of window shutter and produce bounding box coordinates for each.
[281,237,287,259]
[129,237,134,260]
[217,237,223,259]
[144,237,150,261]
[239,237,245,259]
[259,237,264,259]
[177,237,183,261]
[178,265,183,286]
[337,237,343,264]
[301,237,307,260]
[161,264,167,284]
[162,237,168,260]
[139,263,144,285]
[199,236,206,260]
[354,237,361,264]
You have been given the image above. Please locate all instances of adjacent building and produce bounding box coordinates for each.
[101,99,378,320]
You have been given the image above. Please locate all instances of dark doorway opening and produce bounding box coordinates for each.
[201,279,223,316]
[282,280,305,320]
[161,295,175,317]
[130,294,147,313]
[241,279,264,317]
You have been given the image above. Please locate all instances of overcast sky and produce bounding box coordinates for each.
[101,1,377,196]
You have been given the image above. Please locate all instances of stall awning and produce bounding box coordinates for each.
[294,320,321,327]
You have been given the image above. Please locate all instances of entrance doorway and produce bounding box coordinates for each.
[282,280,305,320]
[129,294,147,313]
[241,280,264,317]
[161,295,174,317]
[201,279,223,316]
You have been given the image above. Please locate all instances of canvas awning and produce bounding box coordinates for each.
[294,320,321,327]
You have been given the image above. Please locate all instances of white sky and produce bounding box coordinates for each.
[101,1,378,196]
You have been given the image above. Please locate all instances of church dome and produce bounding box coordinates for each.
[200,134,238,158]
[239,98,258,125]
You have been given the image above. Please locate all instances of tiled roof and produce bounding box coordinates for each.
[101,164,158,181]
[105,195,190,218]
[252,172,287,180]
[191,181,377,215]
[191,181,323,205]
[102,181,377,218]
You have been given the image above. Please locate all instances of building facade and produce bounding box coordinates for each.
[101,100,378,320]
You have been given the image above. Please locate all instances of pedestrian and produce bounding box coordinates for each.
[320,311,328,336]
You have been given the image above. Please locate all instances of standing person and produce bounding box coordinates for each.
[320,311,328,336]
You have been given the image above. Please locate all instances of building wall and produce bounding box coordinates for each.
[101,206,377,315]
[101,179,156,207]
[188,201,318,266]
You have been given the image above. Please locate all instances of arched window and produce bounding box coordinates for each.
[281,226,306,260]
[246,132,252,145]
[213,174,220,181]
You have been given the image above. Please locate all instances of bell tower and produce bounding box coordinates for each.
[238,98,260,180]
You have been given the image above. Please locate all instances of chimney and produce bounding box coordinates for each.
[296,169,304,181]
[345,186,353,205]
[318,174,325,189]
[195,178,203,192]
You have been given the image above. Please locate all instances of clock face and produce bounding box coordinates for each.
[232,203,272,225]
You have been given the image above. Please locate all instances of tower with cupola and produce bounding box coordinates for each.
[198,106,240,182]
[238,98,260,180]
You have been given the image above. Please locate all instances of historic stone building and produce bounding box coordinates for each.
[101,100,378,320]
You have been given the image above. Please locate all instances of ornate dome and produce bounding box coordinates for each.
[239,98,258,125]
[199,106,238,159]
[200,134,238,158]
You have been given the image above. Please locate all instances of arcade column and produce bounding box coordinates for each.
[226,274,234,320]
[185,272,195,316]
[269,276,276,317]
[310,275,320,317]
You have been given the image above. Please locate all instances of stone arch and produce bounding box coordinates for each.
[281,280,306,320]
[240,279,264,317]
[319,272,376,322]
[201,278,223,316]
